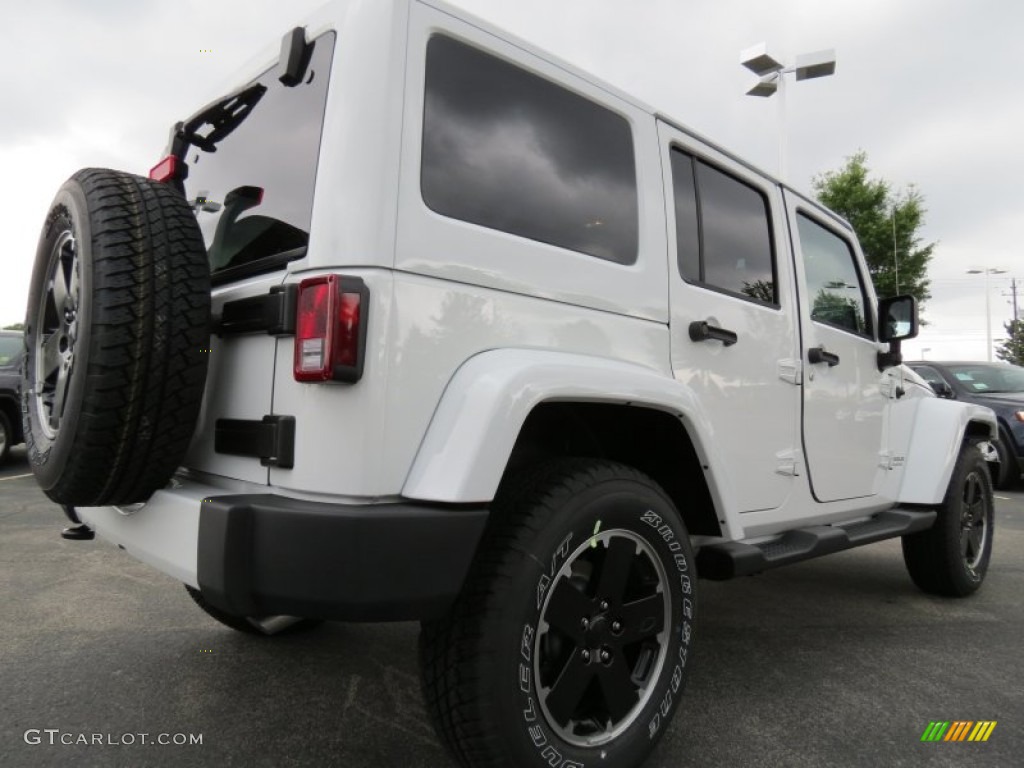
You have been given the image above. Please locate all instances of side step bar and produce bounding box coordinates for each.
[696,508,936,580]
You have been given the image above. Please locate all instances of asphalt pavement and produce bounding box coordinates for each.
[1,445,1021,768]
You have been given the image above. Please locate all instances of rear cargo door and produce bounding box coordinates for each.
[176,30,337,483]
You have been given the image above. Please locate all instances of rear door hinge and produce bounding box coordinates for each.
[215,415,296,468]
[778,359,802,386]
[215,284,297,336]
[775,448,802,476]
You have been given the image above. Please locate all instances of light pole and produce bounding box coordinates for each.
[741,44,836,179]
[966,267,1007,361]
[921,347,931,360]
[892,204,900,294]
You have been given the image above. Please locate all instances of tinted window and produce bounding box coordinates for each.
[669,151,700,283]
[183,32,336,280]
[669,149,776,304]
[422,35,638,264]
[797,214,871,335]
[0,334,22,366]
[911,365,946,388]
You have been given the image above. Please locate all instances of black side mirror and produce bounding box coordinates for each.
[878,295,918,342]
[877,295,918,370]
[929,380,955,399]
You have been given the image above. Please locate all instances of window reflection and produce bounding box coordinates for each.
[669,148,776,304]
[797,214,870,335]
[422,35,638,264]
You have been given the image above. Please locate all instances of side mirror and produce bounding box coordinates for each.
[877,295,918,370]
[929,380,955,399]
[878,295,918,342]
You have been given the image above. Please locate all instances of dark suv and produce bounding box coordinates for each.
[908,361,1024,488]
[0,330,25,464]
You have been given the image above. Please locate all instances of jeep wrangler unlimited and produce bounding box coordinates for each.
[22,2,997,766]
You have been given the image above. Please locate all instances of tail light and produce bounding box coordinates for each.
[293,275,369,383]
[149,155,181,183]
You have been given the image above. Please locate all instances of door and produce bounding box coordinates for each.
[659,122,801,513]
[785,193,886,502]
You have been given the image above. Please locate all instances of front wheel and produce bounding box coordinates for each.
[902,443,994,597]
[420,460,697,768]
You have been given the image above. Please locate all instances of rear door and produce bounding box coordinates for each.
[176,30,337,483]
[659,122,801,513]
[785,192,887,501]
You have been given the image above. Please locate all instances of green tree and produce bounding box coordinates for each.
[813,151,934,313]
[996,319,1024,366]
[2,323,25,330]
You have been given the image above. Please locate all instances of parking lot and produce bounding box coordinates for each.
[1,445,1021,768]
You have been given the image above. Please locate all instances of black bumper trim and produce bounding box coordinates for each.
[197,494,488,621]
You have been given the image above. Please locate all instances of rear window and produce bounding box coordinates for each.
[182,31,336,284]
[421,35,638,265]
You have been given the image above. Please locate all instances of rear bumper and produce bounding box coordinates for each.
[198,494,488,621]
[79,480,488,622]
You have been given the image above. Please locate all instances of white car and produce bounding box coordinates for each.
[22,2,997,766]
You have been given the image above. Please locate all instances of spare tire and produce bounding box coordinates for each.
[23,168,210,505]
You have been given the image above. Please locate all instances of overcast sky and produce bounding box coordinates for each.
[1,0,1020,361]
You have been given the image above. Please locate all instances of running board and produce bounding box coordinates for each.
[696,508,936,580]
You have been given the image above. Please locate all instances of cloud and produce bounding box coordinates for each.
[1,0,1020,361]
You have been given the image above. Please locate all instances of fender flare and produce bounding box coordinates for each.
[401,349,735,520]
[898,398,997,504]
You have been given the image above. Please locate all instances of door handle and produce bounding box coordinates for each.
[688,321,738,347]
[808,346,840,367]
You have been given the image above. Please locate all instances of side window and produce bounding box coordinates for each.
[796,214,871,336]
[912,365,946,388]
[422,35,638,265]
[669,149,776,304]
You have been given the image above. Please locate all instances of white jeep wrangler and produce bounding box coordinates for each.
[23,1,997,766]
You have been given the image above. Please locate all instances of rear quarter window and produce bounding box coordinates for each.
[421,35,638,265]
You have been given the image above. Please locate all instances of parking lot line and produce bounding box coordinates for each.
[0,473,33,482]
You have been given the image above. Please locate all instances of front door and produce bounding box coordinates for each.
[659,122,801,513]
[785,192,886,502]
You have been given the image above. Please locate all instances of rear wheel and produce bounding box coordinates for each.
[902,443,994,596]
[23,168,210,505]
[419,460,697,768]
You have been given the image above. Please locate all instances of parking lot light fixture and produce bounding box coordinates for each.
[741,44,836,179]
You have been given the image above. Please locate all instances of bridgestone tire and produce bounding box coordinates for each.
[902,443,994,597]
[419,459,697,768]
[184,586,323,636]
[23,168,210,505]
